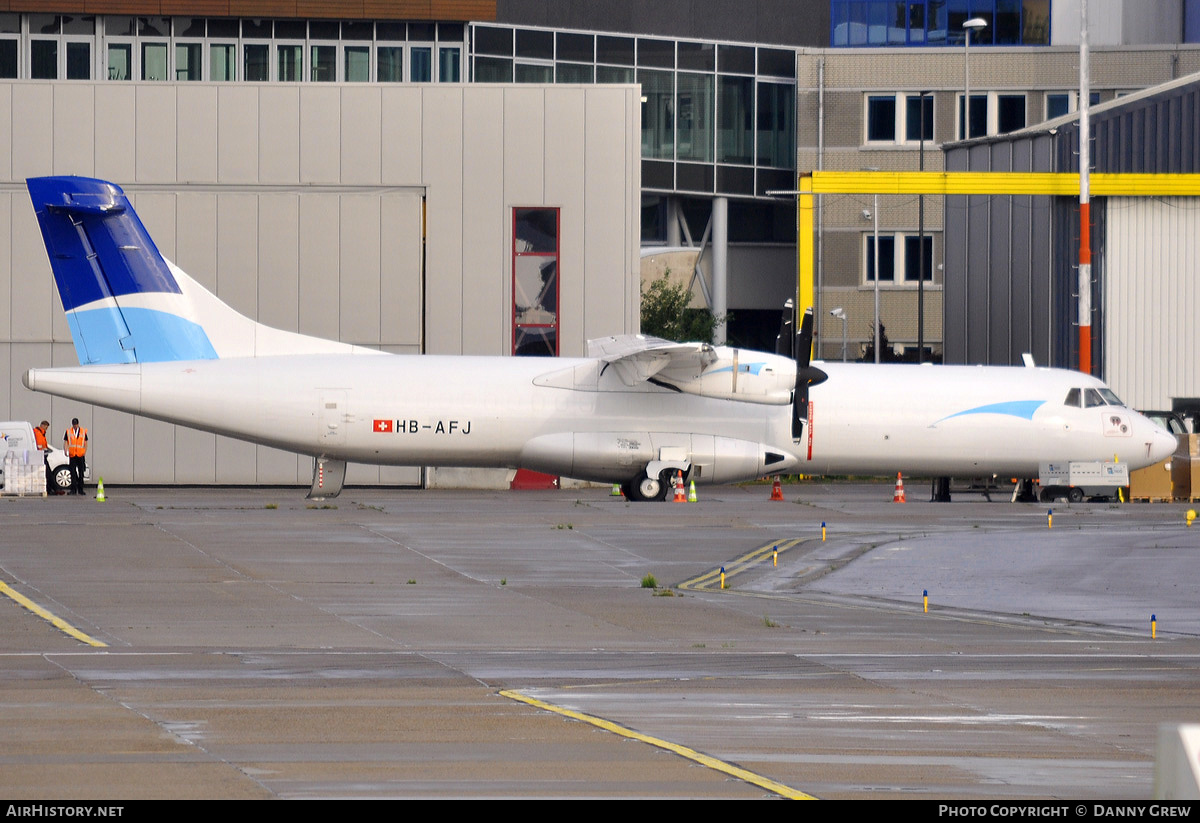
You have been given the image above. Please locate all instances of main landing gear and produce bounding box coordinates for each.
[622,466,689,502]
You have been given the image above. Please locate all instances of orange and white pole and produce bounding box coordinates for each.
[1078,0,1092,374]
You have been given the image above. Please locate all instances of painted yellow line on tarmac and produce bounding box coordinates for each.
[678,537,804,591]
[500,689,815,799]
[0,582,107,647]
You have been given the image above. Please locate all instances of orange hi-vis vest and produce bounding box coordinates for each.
[33,427,48,450]
[66,427,87,457]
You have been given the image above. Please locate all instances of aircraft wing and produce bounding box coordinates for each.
[587,335,717,386]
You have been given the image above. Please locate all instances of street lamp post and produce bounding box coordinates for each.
[962,17,987,140]
[917,89,930,363]
[830,307,847,362]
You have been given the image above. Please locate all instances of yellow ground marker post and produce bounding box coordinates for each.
[0,582,106,647]
[1152,614,1157,640]
[678,538,804,591]
[923,589,929,614]
[500,689,815,800]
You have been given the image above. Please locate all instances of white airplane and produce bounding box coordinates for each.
[22,176,1176,500]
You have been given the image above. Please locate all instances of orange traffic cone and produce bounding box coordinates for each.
[770,477,784,501]
[673,471,687,502]
[893,472,906,503]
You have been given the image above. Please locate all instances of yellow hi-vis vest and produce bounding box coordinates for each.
[66,427,87,457]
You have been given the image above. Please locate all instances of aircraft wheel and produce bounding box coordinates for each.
[1068,487,1084,503]
[636,475,664,502]
[51,466,72,493]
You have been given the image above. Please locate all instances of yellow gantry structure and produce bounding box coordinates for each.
[795,170,1200,319]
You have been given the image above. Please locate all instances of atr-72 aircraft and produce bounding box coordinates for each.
[22,176,1176,499]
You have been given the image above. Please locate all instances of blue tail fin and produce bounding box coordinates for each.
[27,176,217,365]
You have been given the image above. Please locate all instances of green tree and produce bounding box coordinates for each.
[640,274,726,343]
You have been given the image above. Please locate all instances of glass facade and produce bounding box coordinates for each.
[0,15,465,82]
[831,0,1051,47]
[471,25,797,198]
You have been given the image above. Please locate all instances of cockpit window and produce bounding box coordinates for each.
[1084,389,1106,407]
[1064,388,1080,407]
[1098,388,1124,406]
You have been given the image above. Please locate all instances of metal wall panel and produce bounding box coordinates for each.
[545,87,586,354]
[259,87,299,183]
[52,84,95,177]
[341,87,382,185]
[421,87,465,356]
[257,194,301,332]
[339,194,382,345]
[460,86,507,356]
[217,85,260,183]
[178,85,217,183]
[1105,196,1200,409]
[134,85,176,181]
[94,84,136,180]
[1,81,640,486]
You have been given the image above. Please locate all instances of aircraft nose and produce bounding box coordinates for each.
[1149,427,1178,464]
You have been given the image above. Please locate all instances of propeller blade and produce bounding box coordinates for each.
[791,307,828,440]
[775,299,795,357]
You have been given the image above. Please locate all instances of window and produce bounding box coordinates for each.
[378,46,403,81]
[410,45,431,81]
[513,208,560,357]
[310,44,335,81]
[210,43,235,81]
[175,42,200,80]
[142,41,167,80]
[277,44,302,82]
[439,46,461,81]
[757,81,794,168]
[66,41,90,79]
[865,93,933,144]
[244,43,268,81]
[958,92,1026,139]
[31,40,57,78]
[1046,90,1099,120]
[832,1,1051,46]
[866,95,897,142]
[0,13,17,79]
[865,233,935,285]
[345,46,369,82]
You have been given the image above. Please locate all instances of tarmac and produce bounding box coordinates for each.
[0,480,1198,799]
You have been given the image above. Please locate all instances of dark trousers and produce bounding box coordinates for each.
[69,455,86,494]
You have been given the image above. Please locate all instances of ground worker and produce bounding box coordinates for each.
[63,418,88,496]
[33,420,59,495]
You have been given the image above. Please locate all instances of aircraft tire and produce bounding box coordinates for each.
[629,475,665,502]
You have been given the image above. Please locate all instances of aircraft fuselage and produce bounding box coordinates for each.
[24,353,1175,485]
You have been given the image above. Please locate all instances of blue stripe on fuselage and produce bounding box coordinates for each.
[932,400,1046,426]
[67,307,217,364]
[709,362,768,376]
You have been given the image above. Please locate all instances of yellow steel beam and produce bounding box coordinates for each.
[797,175,815,321]
[807,171,1200,196]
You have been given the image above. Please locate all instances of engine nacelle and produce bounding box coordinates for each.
[661,347,795,406]
[519,430,798,484]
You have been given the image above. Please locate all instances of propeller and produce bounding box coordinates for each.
[778,300,828,440]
